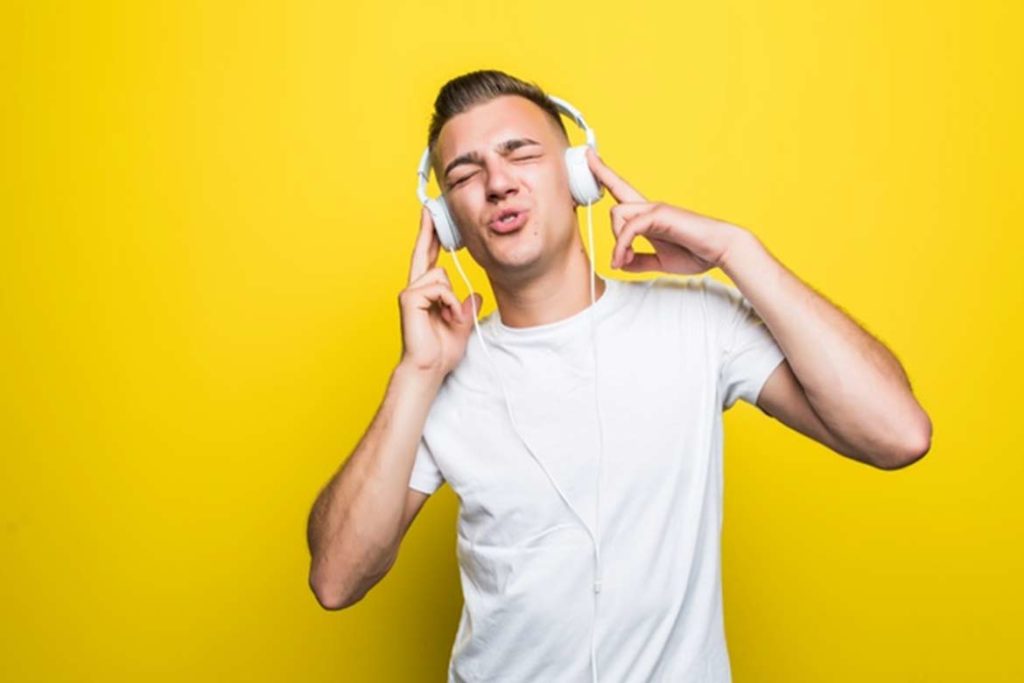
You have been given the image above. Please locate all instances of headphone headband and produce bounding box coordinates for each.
[416,148,432,204]
[546,95,598,149]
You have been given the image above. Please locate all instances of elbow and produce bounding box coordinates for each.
[307,535,399,611]
[876,418,933,471]
[311,586,352,612]
[309,548,394,611]
[309,566,361,612]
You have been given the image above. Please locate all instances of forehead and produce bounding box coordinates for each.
[435,95,563,166]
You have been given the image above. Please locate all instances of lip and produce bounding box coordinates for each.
[488,209,530,234]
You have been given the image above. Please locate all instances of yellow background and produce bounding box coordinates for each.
[3,1,1021,680]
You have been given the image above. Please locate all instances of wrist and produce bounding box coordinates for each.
[393,358,447,390]
[718,226,761,277]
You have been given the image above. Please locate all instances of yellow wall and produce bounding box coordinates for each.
[3,1,1021,680]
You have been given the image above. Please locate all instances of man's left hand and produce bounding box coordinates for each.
[585,147,748,274]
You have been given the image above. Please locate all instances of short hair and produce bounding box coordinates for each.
[426,69,569,171]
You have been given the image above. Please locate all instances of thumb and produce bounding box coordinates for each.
[461,293,483,321]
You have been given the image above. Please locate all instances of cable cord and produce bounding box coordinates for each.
[585,198,607,683]
[444,199,605,683]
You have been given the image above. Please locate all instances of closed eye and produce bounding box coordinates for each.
[449,153,540,189]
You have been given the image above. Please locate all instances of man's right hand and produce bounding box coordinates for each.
[397,206,482,377]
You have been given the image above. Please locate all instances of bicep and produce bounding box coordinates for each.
[756,359,874,467]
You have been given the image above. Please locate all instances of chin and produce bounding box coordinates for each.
[496,250,544,273]
[485,239,547,275]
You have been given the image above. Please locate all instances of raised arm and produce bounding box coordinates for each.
[306,206,482,610]
[307,362,442,610]
[722,230,932,470]
[585,147,931,470]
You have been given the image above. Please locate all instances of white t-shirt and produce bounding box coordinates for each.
[408,274,785,683]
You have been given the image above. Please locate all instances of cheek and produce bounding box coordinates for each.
[531,163,570,205]
[447,195,480,230]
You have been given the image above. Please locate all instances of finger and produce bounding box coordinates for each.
[427,225,440,267]
[408,206,438,286]
[612,210,670,268]
[620,252,660,273]
[609,203,658,267]
[585,147,646,204]
[410,265,453,291]
[610,201,655,238]
[460,293,483,324]
[411,282,465,323]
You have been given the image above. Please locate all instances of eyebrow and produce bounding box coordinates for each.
[443,137,543,184]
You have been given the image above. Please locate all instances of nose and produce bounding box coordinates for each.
[484,157,518,202]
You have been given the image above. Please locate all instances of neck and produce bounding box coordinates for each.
[488,239,607,329]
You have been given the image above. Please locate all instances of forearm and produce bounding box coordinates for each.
[720,229,931,459]
[307,362,444,607]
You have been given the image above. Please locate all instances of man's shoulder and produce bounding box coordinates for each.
[611,275,743,335]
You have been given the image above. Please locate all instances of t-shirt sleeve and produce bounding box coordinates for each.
[408,436,445,495]
[701,276,786,410]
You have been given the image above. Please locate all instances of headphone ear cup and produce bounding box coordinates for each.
[426,197,462,251]
[564,145,604,207]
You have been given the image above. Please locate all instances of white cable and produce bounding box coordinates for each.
[445,198,606,683]
[585,198,605,683]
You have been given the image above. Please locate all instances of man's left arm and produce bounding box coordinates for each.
[586,147,932,471]
[720,228,932,470]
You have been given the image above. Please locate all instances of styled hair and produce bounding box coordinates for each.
[426,69,568,171]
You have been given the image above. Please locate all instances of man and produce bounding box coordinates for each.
[307,70,932,682]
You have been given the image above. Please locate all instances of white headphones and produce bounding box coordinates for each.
[416,94,605,251]
[414,94,608,683]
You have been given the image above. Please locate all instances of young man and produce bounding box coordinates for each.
[307,70,932,682]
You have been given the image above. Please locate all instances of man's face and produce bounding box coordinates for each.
[433,95,577,280]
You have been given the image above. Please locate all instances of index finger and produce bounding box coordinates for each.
[408,205,440,286]
[585,147,647,203]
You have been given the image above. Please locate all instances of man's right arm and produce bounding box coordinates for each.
[307,202,481,610]
[306,361,444,610]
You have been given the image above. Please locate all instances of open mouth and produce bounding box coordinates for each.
[489,209,529,234]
